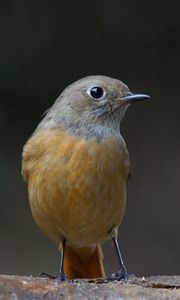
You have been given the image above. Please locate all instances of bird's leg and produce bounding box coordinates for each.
[107,237,129,282]
[55,239,67,282]
[39,239,68,282]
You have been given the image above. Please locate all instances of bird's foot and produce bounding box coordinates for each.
[55,271,68,283]
[39,272,56,279]
[39,271,68,282]
[106,266,129,282]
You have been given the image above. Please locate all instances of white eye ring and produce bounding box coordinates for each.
[87,86,106,100]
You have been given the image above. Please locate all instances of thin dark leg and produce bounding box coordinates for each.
[56,239,67,282]
[107,237,129,282]
[39,239,67,282]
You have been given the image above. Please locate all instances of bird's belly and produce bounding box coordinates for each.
[27,132,129,246]
[29,174,126,246]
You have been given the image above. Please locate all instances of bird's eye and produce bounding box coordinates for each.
[88,86,105,99]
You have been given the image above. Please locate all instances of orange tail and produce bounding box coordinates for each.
[64,244,105,279]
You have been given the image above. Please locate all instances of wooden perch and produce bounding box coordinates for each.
[0,274,179,299]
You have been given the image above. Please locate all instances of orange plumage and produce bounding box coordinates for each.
[22,128,129,278]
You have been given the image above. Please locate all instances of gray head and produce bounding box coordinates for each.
[36,75,149,139]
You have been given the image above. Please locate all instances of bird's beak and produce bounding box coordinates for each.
[122,93,150,104]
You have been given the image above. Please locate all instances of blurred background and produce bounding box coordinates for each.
[0,0,179,277]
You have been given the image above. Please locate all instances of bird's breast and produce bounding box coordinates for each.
[22,129,130,246]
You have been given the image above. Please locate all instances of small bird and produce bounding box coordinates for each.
[22,75,149,282]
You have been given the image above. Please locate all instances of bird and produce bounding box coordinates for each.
[22,75,150,282]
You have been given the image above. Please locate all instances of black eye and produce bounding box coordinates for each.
[89,86,105,99]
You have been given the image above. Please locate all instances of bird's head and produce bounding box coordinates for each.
[38,75,150,139]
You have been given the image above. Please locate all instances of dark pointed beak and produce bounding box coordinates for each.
[122,93,150,104]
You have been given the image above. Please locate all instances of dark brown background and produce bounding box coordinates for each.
[0,0,179,277]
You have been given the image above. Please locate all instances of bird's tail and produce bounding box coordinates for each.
[63,244,105,279]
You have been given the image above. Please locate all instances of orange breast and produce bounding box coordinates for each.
[22,129,130,247]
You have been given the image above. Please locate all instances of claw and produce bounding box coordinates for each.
[39,272,56,279]
[39,271,69,282]
[55,271,68,282]
[106,266,129,282]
